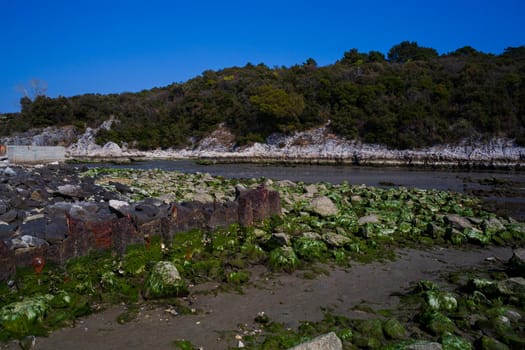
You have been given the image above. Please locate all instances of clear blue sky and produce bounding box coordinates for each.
[1,0,524,113]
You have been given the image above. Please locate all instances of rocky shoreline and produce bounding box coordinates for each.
[2,124,525,169]
[0,164,524,349]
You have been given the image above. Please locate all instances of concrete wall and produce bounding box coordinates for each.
[7,145,66,164]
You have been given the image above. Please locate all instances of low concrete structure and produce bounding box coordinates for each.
[7,145,66,164]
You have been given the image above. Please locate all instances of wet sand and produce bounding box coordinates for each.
[10,245,511,350]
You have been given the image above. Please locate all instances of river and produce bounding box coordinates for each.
[84,160,524,220]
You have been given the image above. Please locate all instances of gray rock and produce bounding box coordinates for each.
[323,232,351,247]
[302,231,322,240]
[0,223,15,240]
[191,192,214,203]
[496,277,525,296]
[288,332,342,350]
[445,214,473,230]
[20,235,49,248]
[55,184,84,199]
[44,222,67,243]
[109,199,132,216]
[20,215,46,238]
[3,167,17,177]
[304,184,318,197]
[484,217,506,233]
[406,342,442,350]
[0,200,7,215]
[310,196,338,217]
[0,209,18,223]
[358,214,380,225]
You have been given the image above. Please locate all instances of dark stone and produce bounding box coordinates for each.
[112,216,143,256]
[238,185,281,226]
[44,220,68,243]
[0,240,15,281]
[0,209,18,223]
[0,200,7,215]
[111,181,132,194]
[20,217,47,239]
[0,223,15,240]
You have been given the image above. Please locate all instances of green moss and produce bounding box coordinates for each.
[293,237,328,262]
[268,247,299,273]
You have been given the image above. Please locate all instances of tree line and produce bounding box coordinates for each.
[1,41,524,149]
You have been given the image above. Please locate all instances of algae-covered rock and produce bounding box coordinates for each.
[464,227,490,245]
[424,291,458,312]
[0,295,51,335]
[383,318,407,340]
[355,319,384,340]
[420,310,456,335]
[49,291,72,309]
[293,237,328,261]
[226,271,250,285]
[496,277,525,297]
[479,336,510,350]
[269,246,299,273]
[440,332,472,350]
[143,261,188,299]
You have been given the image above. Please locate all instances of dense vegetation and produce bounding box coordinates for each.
[2,41,525,149]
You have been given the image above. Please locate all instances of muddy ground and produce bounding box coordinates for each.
[2,246,512,350]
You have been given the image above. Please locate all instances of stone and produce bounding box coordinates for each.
[288,332,342,350]
[143,261,187,299]
[440,333,472,350]
[20,216,46,239]
[496,277,525,297]
[358,214,380,225]
[0,240,15,281]
[55,184,84,199]
[0,223,15,240]
[192,192,214,203]
[508,249,525,277]
[3,167,17,177]
[406,342,443,350]
[264,232,291,249]
[479,336,510,350]
[20,235,49,248]
[0,209,18,223]
[383,318,407,340]
[309,196,337,217]
[108,199,132,217]
[445,214,473,231]
[304,184,318,197]
[323,232,351,247]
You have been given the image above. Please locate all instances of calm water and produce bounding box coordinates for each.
[84,159,523,193]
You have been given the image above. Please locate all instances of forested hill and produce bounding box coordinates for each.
[2,42,525,150]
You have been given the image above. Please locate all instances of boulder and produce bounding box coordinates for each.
[143,261,187,299]
[445,214,473,231]
[309,196,337,217]
[55,184,84,199]
[288,332,342,350]
[323,232,351,247]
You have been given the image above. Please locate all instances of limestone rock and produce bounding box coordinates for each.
[288,332,342,350]
[309,196,337,217]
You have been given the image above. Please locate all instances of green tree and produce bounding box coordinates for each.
[387,41,438,62]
